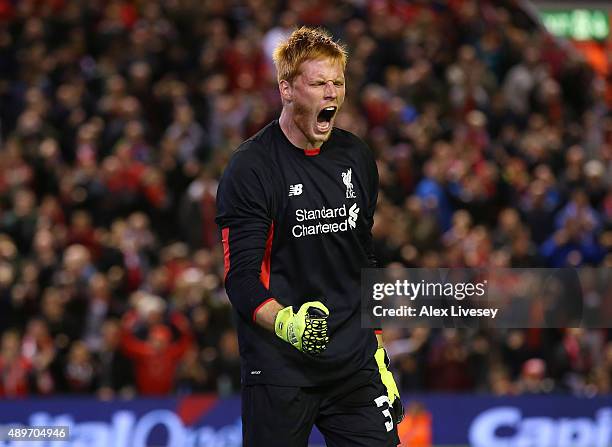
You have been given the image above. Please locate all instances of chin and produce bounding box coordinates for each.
[312,125,333,143]
[309,133,329,147]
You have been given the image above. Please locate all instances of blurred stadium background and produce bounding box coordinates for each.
[0,0,610,446]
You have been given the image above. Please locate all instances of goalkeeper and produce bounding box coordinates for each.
[216,27,402,446]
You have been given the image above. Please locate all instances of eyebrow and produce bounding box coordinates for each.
[309,75,345,82]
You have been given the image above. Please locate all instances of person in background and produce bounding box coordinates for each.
[95,319,135,400]
[121,295,193,395]
[0,330,32,397]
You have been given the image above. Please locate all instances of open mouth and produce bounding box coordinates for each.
[316,106,337,132]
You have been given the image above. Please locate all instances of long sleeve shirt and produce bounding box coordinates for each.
[216,120,379,386]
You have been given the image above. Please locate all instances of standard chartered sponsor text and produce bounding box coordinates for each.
[292,203,359,238]
[295,205,346,221]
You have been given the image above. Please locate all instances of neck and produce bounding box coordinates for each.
[279,109,321,150]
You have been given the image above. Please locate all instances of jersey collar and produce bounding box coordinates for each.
[304,147,321,156]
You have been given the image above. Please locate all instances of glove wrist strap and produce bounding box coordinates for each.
[274,306,292,339]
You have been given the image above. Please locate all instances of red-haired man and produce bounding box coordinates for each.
[217,27,402,446]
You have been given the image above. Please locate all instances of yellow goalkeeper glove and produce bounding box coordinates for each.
[275,301,329,355]
[375,347,404,424]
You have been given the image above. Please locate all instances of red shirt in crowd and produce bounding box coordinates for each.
[0,356,32,397]
[121,311,193,395]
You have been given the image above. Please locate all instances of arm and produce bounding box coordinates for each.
[253,299,284,332]
[216,150,329,354]
[169,313,194,359]
[216,149,278,326]
[121,335,150,359]
[121,312,150,359]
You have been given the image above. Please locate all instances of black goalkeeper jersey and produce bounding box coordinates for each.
[216,120,379,386]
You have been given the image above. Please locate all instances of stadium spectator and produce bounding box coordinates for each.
[95,319,135,400]
[175,346,211,394]
[426,329,473,391]
[82,273,123,351]
[212,329,241,396]
[53,340,97,394]
[121,295,193,395]
[0,330,32,397]
[516,358,555,394]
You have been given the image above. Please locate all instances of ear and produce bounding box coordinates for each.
[279,79,292,103]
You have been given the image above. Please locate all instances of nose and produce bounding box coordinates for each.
[324,81,337,99]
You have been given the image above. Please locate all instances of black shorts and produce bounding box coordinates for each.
[241,365,401,447]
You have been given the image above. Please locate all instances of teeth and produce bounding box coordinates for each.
[324,107,335,111]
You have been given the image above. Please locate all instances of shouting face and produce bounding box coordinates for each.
[280,58,345,149]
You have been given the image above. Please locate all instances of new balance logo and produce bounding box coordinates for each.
[288,184,303,196]
[348,203,360,228]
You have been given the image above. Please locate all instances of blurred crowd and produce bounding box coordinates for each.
[0,0,610,398]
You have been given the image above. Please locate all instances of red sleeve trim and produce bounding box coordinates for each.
[252,297,276,323]
[221,227,230,281]
[260,222,274,288]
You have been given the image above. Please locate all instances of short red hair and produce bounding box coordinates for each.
[272,26,347,83]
